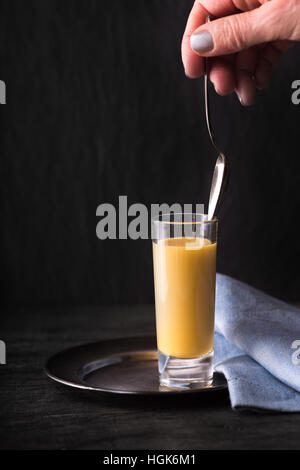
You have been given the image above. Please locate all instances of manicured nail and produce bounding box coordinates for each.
[190,31,214,53]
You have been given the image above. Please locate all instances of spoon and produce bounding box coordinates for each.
[205,17,229,220]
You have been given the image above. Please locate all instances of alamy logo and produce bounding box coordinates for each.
[291,80,300,105]
[291,340,300,365]
[0,340,6,365]
[96,196,205,240]
[0,80,6,104]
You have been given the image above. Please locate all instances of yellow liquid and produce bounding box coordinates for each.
[153,237,216,358]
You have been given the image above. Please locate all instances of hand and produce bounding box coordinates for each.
[182,0,300,105]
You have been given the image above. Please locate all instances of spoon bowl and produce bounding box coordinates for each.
[207,153,229,221]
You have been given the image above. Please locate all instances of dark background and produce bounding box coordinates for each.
[1,0,299,308]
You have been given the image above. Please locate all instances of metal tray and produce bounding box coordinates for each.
[45,336,227,395]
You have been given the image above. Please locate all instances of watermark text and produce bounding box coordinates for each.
[291,80,300,105]
[0,340,6,365]
[96,196,205,240]
[291,340,300,365]
[0,80,6,104]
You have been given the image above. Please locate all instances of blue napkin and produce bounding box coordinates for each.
[214,274,300,412]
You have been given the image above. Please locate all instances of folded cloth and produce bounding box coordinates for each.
[213,274,300,412]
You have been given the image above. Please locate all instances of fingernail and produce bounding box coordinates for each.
[214,85,225,96]
[237,73,257,106]
[235,91,244,105]
[190,31,214,53]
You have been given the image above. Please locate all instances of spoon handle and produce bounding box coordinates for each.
[204,16,222,156]
[204,15,229,220]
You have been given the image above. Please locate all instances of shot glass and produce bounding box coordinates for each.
[152,213,217,389]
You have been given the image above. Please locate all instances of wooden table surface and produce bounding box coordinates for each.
[0,305,299,450]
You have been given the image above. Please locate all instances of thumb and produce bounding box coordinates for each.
[190,2,287,56]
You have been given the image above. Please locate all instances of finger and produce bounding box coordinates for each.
[235,47,258,105]
[272,40,294,52]
[190,2,284,57]
[254,41,293,89]
[181,2,208,78]
[255,43,282,89]
[209,57,236,95]
[182,0,237,78]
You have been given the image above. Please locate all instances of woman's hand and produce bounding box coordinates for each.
[182,0,300,105]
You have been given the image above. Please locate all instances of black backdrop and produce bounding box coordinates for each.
[1,0,299,308]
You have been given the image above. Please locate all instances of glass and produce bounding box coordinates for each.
[152,213,218,389]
